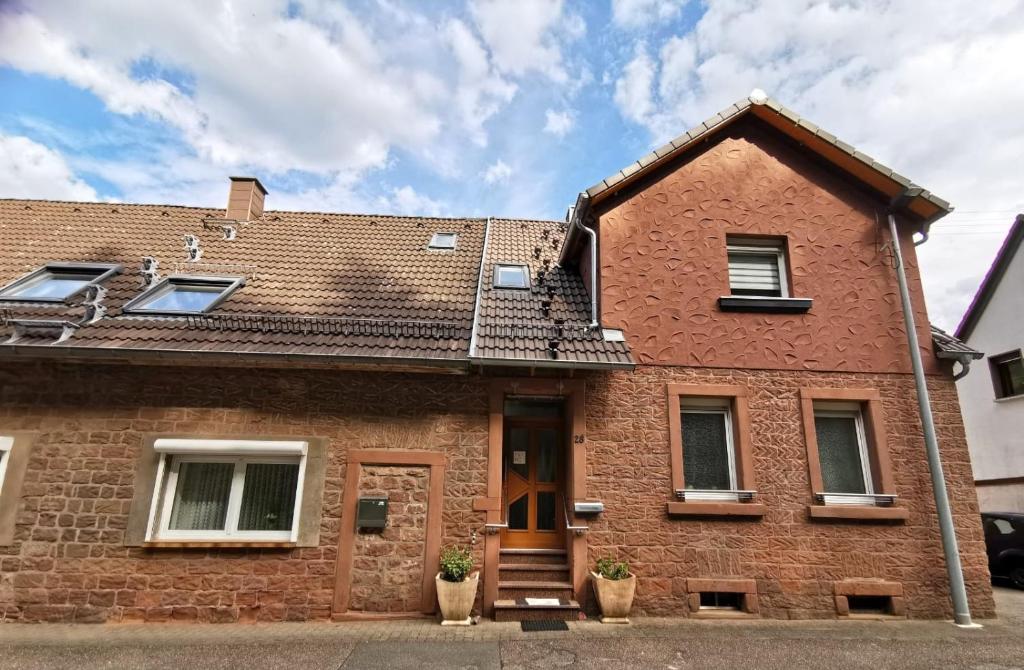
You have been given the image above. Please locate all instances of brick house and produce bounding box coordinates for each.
[0,92,994,624]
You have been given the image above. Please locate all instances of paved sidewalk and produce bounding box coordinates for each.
[1,587,1021,669]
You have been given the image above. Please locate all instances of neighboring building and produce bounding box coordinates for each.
[0,92,994,624]
[956,215,1024,512]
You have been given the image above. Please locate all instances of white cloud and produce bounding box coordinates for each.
[612,0,689,29]
[470,0,583,83]
[482,159,513,185]
[382,185,446,217]
[543,109,575,138]
[612,0,1024,330]
[0,134,97,201]
[445,18,517,148]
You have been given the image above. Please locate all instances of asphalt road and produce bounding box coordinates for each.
[2,587,1022,670]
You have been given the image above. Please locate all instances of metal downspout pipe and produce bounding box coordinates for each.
[578,221,600,330]
[886,211,975,627]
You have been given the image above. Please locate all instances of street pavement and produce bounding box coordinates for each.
[1,586,1022,669]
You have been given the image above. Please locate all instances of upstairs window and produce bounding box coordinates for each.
[493,263,530,289]
[124,276,244,315]
[726,238,788,298]
[812,403,873,498]
[428,232,458,249]
[0,263,120,302]
[990,350,1024,399]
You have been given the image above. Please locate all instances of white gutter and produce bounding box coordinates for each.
[467,216,492,359]
[560,194,599,330]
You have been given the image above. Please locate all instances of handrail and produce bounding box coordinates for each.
[562,494,589,536]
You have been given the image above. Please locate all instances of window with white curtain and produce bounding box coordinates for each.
[680,399,738,500]
[726,238,788,298]
[0,436,13,497]
[812,404,873,502]
[146,439,307,542]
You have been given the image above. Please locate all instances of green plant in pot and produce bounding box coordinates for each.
[591,557,636,624]
[436,545,478,625]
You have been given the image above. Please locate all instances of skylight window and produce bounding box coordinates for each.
[429,232,458,249]
[123,276,244,315]
[0,263,121,302]
[493,263,530,289]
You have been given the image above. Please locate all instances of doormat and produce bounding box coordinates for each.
[521,620,569,632]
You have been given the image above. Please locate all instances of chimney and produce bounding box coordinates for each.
[226,176,268,221]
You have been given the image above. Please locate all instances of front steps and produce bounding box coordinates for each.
[493,548,580,621]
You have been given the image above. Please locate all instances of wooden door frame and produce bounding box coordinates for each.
[475,378,587,618]
[332,449,446,620]
[500,418,566,549]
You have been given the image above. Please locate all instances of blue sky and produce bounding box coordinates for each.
[1,0,1023,329]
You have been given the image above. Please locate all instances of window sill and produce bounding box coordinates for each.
[667,501,766,517]
[142,540,297,549]
[807,505,908,521]
[717,296,812,313]
[994,393,1024,404]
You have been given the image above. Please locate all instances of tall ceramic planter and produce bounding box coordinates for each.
[436,571,479,625]
[591,572,636,623]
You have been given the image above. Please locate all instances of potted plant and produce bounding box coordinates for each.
[591,557,636,623]
[435,545,478,625]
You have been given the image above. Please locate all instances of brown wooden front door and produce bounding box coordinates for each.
[500,421,564,549]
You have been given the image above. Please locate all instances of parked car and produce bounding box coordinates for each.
[982,512,1024,588]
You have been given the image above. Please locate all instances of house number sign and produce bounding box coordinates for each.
[512,451,526,465]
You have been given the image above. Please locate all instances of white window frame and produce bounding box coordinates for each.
[0,436,13,498]
[726,239,789,298]
[813,403,874,504]
[428,232,458,249]
[122,275,245,316]
[493,263,530,289]
[145,439,307,543]
[680,399,738,501]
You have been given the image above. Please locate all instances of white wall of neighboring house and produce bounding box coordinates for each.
[957,240,1024,513]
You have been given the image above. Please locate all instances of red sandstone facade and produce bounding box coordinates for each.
[0,94,994,623]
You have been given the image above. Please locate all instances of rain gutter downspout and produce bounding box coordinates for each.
[467,217,492,361]
[565,194,599,330]
[886,196,976,627]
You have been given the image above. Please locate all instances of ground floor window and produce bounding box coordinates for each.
[147,439,307,543]
[812,404,873,497]
[680,401,737,497]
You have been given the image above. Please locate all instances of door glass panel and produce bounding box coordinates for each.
[815,414,867,494]
[507,428,529,479]
[503,398,563,418]
[537,430,557,482]
[508,495,528,530]
[536,492,556,531]
[681,411,731,490]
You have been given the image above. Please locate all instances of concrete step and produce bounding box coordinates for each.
[498,580,575,602]
[498,563,570,582]
[493,598,581,622]
[498,548,567,565]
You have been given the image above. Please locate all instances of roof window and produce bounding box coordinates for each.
[493,263,530,289]
[428,232,458,250]
[123,276,244,315]
[0,263,121,303]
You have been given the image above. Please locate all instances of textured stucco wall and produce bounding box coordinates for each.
[594,117,937,373]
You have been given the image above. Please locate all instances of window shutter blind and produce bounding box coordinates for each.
[728,252,781,295]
